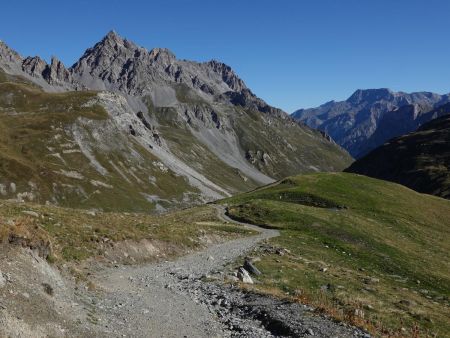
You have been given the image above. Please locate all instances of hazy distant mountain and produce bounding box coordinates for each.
[0,31,351,212]
[292,88,450,158]
[346,109,450,199]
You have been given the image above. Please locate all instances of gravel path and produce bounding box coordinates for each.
[89,205,369,337]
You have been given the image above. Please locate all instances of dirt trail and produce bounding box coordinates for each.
[87,205,368,337]
[89,205,278,337]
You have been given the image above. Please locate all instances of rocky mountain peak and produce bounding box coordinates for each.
[69,31,143,92]
[0,31,284,117]
[104,30,122,43]
[347,88,394,105]
[74,31,140,67]
[101,30,139,51]
[67,30,254,98]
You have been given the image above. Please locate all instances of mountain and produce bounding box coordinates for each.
[346,111,450,199]
[292,88,450,158]
[0,32,352,212]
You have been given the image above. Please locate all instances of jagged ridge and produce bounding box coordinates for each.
[292,88,450,158]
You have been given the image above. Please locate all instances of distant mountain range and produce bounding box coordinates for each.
[292,88,450,158]
[346,111,450,199]
[0,31,351,212]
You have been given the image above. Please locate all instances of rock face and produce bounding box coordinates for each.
[0,31,352,212]
[22,56,47,78]
[346,110,450,199]
[292,89,450,158]
[42,57,74,85]
[243,259,261,276]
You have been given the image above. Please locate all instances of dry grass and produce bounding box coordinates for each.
[240,279,432,338]
[0,216,52,259]
[0,201,254,264]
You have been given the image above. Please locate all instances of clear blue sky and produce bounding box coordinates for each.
[1,0,449,112]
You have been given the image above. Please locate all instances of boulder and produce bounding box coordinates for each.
[237,267,253,284]
[244,259,261,276]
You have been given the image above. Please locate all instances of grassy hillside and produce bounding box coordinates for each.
[222,173,450,337]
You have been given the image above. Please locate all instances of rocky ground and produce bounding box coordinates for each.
[0,205,370,337]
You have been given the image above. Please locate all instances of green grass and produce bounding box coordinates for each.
[223,173,450,337]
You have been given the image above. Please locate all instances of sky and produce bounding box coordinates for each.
[1,0,449,112]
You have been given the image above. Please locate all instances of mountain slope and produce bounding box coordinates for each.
[292,88,450,158]
[223,173,450,335]
[346,112,450,199]
[0,33,352,211]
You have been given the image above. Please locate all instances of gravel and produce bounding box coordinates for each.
[87,205,370,337]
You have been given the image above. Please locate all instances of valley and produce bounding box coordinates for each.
[0,23,449,338]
